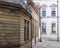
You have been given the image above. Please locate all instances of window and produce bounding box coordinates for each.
[27,21,29,40]
[42,8,46,17]
[24,20,29,41]
[51,8,56,16]
[42,23,46,34]
[52,23,56,33]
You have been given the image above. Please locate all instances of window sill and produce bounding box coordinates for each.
[51,33,57,35]
[42,33,47,34]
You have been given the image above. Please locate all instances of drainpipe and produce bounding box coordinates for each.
[57,0,59,41]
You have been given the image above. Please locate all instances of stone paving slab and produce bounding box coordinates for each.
[33,41,60,48]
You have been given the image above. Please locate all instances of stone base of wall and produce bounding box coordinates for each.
[20,41,31,48]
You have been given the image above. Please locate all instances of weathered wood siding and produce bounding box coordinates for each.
[0,8,20,46]
[20,12,31,48]
[0,8,31,48]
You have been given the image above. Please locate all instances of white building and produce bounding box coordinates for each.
[33,0,60,41]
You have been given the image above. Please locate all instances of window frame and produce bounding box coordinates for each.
[24,20,29,41]
[42,7,46,17]
[51,8,56,17]
[51,23,56,34]
[42,22,46,34]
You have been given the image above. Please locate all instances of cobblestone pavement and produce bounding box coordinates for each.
[33,41,60,48]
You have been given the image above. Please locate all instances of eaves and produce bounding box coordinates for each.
[0,1,32,18]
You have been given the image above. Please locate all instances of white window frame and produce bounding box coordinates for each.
[51,8,56,16]
[51,23,56,33]
[42,7,46,17]
[42,22,46,34]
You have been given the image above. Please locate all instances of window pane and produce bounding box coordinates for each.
[51,8,56,16]
[42,8,46,17]
[42,23,46,33]
[52,23,56,33]
[42,11,46,16]
[52,11,56,16]
[24,20,29,41]
[27,21,29,40]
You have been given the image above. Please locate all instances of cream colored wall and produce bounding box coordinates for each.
[29,6,39,22]
[29,5,40,41]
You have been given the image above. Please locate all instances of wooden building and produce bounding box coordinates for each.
[0,0,39,48]
[0,0,32,48]
[27,0,39,44]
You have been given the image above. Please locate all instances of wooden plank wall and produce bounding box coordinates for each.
[20,12,31,48]
[0,8,31,48]
[0,8,20,46]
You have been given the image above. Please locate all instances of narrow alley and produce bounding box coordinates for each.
[33,41,60,48]
[0,0,60,48]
